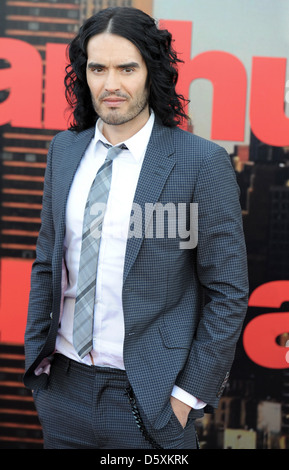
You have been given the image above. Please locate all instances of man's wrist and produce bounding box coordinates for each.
[170,395,191,428]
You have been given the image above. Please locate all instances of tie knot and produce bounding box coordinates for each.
[100,141,127,161]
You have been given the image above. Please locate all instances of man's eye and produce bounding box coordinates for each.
[89,67,103,73]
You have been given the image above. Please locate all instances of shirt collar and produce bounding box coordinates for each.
[93,111,155,162]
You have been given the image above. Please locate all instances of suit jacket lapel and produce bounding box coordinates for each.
[123,120,176,284]
[55,127,95,231]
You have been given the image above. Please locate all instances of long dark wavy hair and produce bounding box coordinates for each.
[64,7,189,131]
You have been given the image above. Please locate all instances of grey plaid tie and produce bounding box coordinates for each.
[73,142,126,359]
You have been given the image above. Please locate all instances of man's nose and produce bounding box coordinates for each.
[104,70,120,91]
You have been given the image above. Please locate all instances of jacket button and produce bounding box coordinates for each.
[50,312,53,319]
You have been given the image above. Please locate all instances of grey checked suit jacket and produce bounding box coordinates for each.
[24,118,248,429]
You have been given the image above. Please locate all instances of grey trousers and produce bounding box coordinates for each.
[33,354,199,449]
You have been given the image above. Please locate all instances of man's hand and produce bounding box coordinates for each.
[170,395,192,428]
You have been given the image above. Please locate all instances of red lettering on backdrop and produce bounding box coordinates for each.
[250,57,289,147]
[160,20,247,140]
[1,22,289,146]
[0,38,42,128]
[1,23,289,346]
[45,43,69,130]
[243,281,289,369]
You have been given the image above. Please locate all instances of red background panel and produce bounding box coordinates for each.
[0,258,32,343]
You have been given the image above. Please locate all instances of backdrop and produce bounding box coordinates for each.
[0,0,288,449]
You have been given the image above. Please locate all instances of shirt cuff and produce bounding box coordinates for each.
[34,356,53,376]
[171,385,207,409]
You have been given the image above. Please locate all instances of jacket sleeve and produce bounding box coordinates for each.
[176,145,249,408]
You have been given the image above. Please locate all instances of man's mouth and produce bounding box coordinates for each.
[102,97,127,107]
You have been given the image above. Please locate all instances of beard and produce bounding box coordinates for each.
[91,90,149,126]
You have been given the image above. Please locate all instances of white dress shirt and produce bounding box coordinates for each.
[56,112,205,410]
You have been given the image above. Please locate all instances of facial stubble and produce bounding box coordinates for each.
[90,89,150,126]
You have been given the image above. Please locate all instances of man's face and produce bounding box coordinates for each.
[86,33,150,130]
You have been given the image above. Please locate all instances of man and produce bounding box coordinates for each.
[24,7,248,449]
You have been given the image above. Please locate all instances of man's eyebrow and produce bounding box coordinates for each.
[87,61,140,69]
[87,62,104,69]
[118,62,140,69]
